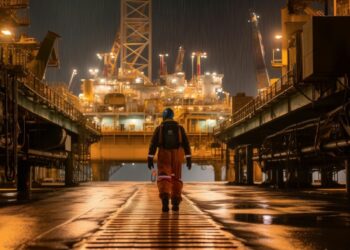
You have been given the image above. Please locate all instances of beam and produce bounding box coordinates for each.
[18,94,80,134]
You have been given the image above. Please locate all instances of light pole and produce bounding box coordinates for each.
[191,53,195,80]
[68,69,78,90]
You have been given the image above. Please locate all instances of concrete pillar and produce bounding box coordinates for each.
[297,167,312,188]
[17,160,31,200]
[213,163,222,181]
[246,146,254,185]
[65,151,74,186]
[276,167,284,188]
[345,159,349,197]
[234,148,240,184]
[321,168,333,187]
[225,147,230,181]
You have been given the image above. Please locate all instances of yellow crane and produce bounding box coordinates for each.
[97,32,121,79]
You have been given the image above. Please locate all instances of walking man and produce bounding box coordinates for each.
[147,108,192,212]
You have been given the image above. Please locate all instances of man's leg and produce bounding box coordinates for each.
[171,149,184,211]
[157,149,172,212]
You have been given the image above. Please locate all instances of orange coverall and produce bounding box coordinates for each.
[148,120,191,202]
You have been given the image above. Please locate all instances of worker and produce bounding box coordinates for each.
[147,108,192,212]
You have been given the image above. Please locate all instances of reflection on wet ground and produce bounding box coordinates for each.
[1,182,349,250]
[185,183,350,250]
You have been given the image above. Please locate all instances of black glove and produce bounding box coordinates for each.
[147,156,154,170]
[186,156,192,170]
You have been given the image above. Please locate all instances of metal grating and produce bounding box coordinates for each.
[78,185,242,249]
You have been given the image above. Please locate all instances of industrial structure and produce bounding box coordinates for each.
[215,0,350,195]
[0,0,100,198]
[80,0,231,180]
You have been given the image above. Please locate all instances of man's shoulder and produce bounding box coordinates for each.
[161,120,179,126]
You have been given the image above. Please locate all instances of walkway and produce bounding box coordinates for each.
[78,185,242,249]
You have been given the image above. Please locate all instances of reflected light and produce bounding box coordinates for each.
[275,34,282,40]
[262,215,273,225]
[1,29,12,36]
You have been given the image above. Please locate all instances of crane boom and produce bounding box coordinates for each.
[174,46,185,73]
[249,11,270,90]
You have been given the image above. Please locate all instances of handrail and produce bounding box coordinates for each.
[215,71,295,133]
[19,70,100,133]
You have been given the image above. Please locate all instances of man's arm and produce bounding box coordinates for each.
[180,126,192,169]
[180,126,191,157]
[148,126,160,157]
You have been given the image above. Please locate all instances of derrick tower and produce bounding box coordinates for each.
[120,0,152,82]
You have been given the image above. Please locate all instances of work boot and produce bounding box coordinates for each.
[171,197,180,211]
[161,194,169,212]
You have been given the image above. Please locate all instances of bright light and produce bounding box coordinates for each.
[96,53,102,60]
[212,72,217,76]
[171,78,178,84]
[177,86,184,92]
[275,34,282,40]
[216,88,223,93]
[135,77,142,84]
[275,48,280,52]
[205,72,210,76]
[1,29,12,36]
[89,68,99,76]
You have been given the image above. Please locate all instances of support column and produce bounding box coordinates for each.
[225,146,230,181]
[271,166,277,186]
[345,159,349,197]
[213,162,222,181]
[234,148,240,184]
[297,167,312,188]
[246,145,254,185]
[321,168,333,187]
[65,151,74,186]
[17,160,31,200]
[276,167,284,188]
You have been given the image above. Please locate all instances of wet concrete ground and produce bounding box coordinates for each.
[184,184,350,250]
[0,182,349,249]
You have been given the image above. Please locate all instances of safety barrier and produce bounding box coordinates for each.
[20,70,100,133]
[215,72,295,132]
[0,0,28,7]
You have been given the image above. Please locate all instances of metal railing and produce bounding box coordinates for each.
[20,70,100,133]
[0,0,28,7]
[216,72,295,132]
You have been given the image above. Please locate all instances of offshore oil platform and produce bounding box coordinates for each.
[76,1,231,181]
[0,0,350,197]
[0,0,231,194]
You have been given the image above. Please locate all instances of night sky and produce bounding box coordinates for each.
[28,0,285,96]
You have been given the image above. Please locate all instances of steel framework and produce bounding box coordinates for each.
[120,0,152,80]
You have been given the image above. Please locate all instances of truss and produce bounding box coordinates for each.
[120,0,152,81]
